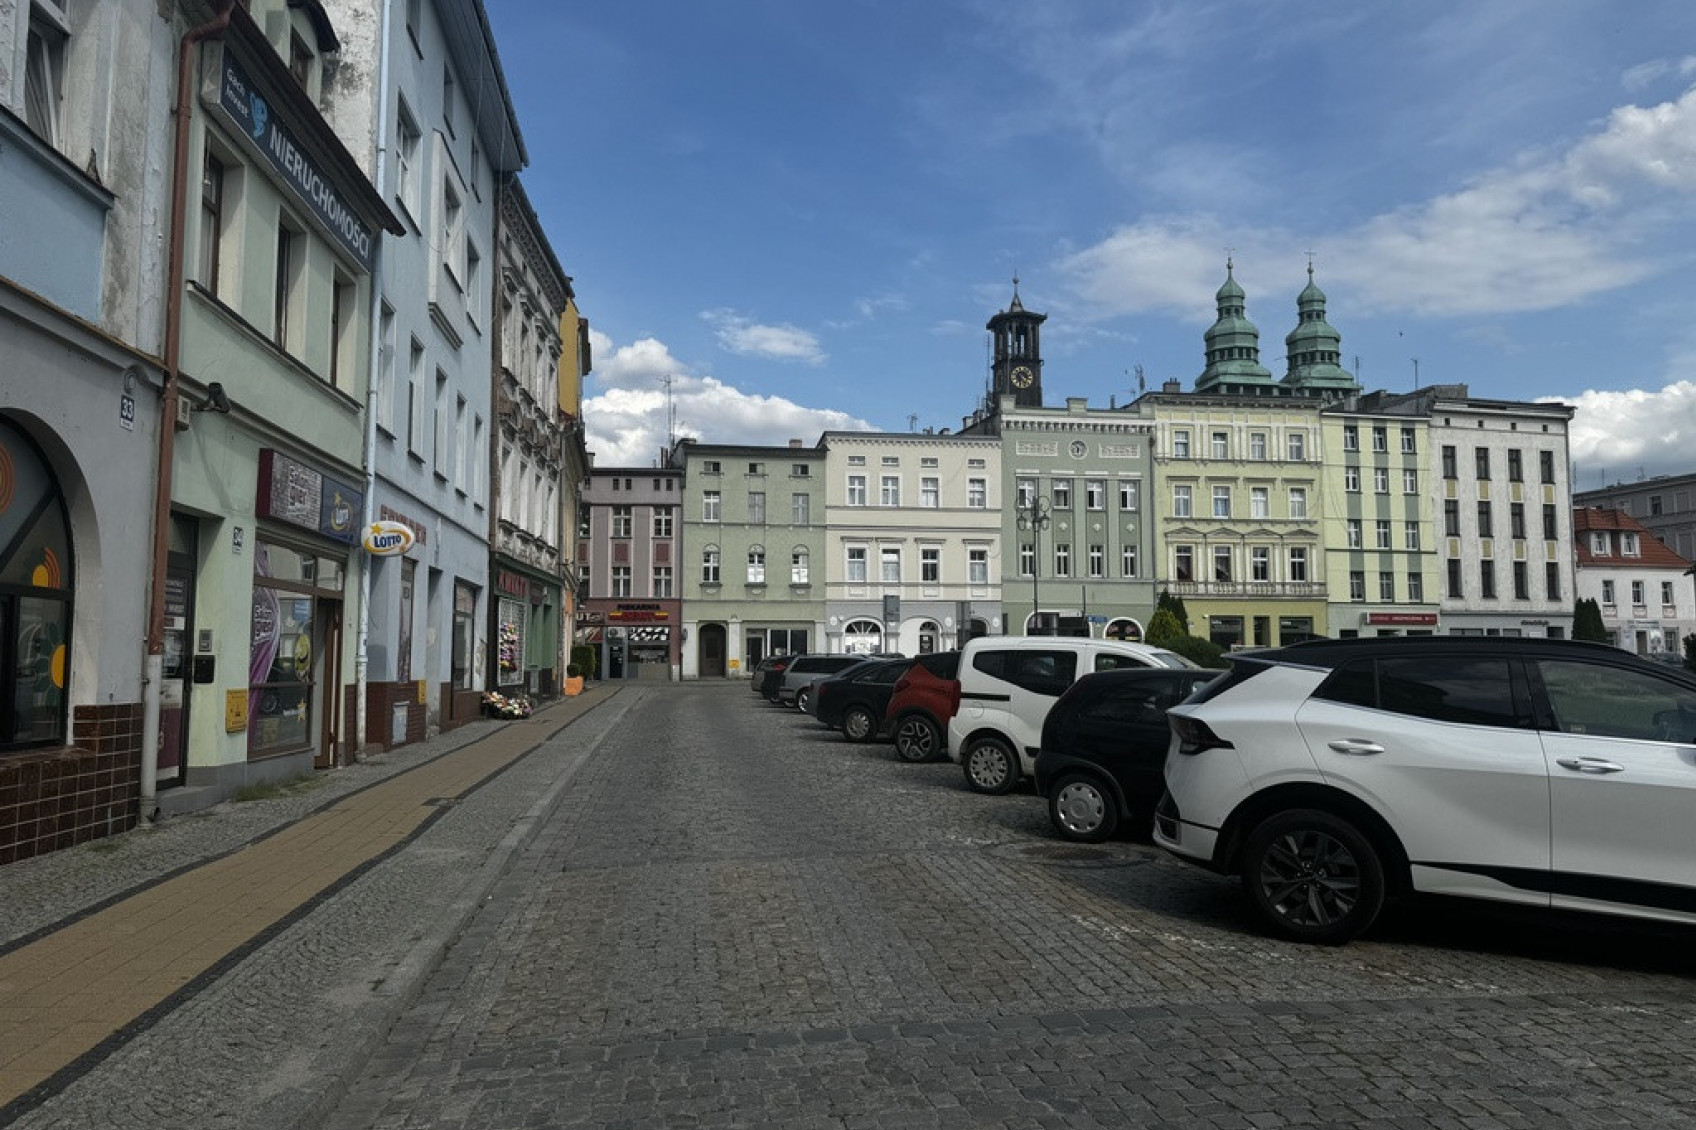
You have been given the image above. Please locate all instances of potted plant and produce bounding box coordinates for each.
[565,663,584,697]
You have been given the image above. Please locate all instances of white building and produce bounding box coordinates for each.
[820,432,1002,654]
[1575,507,1696,656]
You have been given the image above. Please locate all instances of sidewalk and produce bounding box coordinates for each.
[0,682,621,1123]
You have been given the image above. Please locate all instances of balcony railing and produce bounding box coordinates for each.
[1167,581,1327,599]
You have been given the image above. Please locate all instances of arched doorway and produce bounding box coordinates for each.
[699,623,726,677]
[917,620,940,654]
[843,618,883,654]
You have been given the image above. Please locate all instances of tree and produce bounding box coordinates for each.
[1145,608,1185,648]
[1155,590,1191,635]
[1571,597,1608,643]
[1683,632,1696,672]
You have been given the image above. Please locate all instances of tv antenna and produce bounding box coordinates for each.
[662,373,678,451]
[908,413,918,432]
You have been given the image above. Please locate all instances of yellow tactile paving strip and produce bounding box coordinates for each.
[0,692,604,1108]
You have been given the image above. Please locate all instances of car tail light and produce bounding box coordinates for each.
[1171,714,1233,756]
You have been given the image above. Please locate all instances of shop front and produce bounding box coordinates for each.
[493,562,563,699]
[583,600,680,680]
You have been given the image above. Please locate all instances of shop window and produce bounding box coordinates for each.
[0,419,72,749]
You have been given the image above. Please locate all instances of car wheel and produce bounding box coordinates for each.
[893,715,942,762]
[962,736,1018,795]
[1241,809,1386,945]
[796,687,813,714]
[842,705,877,743]
[1048,773,1118,843]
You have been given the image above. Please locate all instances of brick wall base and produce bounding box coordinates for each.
[364,682,427,751]
[0,703,142,867]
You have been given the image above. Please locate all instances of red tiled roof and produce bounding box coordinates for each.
[1573,507,1692,569]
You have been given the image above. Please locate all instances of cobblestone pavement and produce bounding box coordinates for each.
[321,682,1696,1130]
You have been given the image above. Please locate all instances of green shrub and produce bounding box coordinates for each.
[571,643,598,680]
[1145,608,1185,647]
[1162,633,1229,668]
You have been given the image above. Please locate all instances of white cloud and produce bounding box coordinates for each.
[581,331,873,466]
[700,308,826,364]
[1561,381,1696,486]
[1622,55,1696,92]
[1057,84,1696,321]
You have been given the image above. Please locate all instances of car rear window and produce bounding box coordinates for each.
[972,649,1077,696]
[913,651,960,679]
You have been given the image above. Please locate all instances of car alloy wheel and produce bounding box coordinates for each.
[894,716,941,762]
[842,705,877,743]
[1242,808,1386,945]
[1048,773,1118,843]
[796,688,813,714]
[963,736,1018,795]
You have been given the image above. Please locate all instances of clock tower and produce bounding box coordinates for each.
[987,276,1046,409]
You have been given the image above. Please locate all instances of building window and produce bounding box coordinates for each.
[881,475,901,506]
[792,463,811,478]
[1602,579,1616,606]
[1664,580,1676,606]
[1212,486,1231,518]
[1374,467,1389,495]
[1546,563,1561,602]
[1213,546,1232,582]
[748,491,765,524]
[611,566,632,597]
[1211,431,1229,458]
[611,506,632,538]
[1475,447,1490,479]
[1408,572,1423,602]
[880,546,901,583]
[1480,560,1496,599]
[1514,561,1530,600]
[847,455,865,466]
[273,221,300,351]
[24,4,67,145]
[1379,571,1396,601]
[749,461,766,475]
[881,455,899,467]
[920,477,940,508]
[199,149,225,292]
[1510,503,1526,539]
[1088,544,1105,578]
[1085,480,1106,510]
[1346,520,1363,549]
[792,549,810,584]
[968,478,987,508]
[1477,501,1492,537]
[654,567,673,598]
[1442,445,1457,479]
[1632,580,1646,606]
[1591,531,1610,556]
[653,507,673,537]
[1250,432,1267,460]
[1372,425,1388,453]
[702,460,722,474]
[1623,532,1640,556]
[1287,432,1306,460]
[701,548,720,584]
[969,548,989,585]
[1052,479,1072,509]
[1404,468,1419,495]
[1122,545,1139,578]
[1543,504,1558,540]
[1054,543,1071,577]
[1342,425,1359,452]
[846,546,867,583]
[1288,488,1307,519]
[1345,467,1361,493]
[921,547,940,582]
[1375,520,1391,550]
[1016,478,1036,508]
[1174,545,1194,582]
[747,549,765,584]
[1288,547,1308,581]
[1349,571,1365,601]
[442,63,456,134]
[1401,427,1417,454]
[792,493,810,525]
[847,475,867,506]
[1448,558,1463,598]
[1540,450,1556,484]
[0,418,71,747]
[1172,484,1192,517]
[1508,449,1523,482]
[1250,487,1269,518]
[1251,546,1270,581]
[703,491,721,522]
[1444,500,1460,536]
[1018,543,1034,577]
[1119,480,1140,511]
[1405,522,1420,551]
[1172,430,1191,459]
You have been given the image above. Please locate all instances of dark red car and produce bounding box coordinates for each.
[881,651,961,762]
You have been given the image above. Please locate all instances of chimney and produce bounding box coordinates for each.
[789,438,803,448]
[1163,379,1182,393]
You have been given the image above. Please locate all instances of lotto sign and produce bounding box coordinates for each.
[362,520,416,556]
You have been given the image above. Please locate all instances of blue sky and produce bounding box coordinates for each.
[487,1,1696,490]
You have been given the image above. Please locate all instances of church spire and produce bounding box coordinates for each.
[1196,257,1274,393]
[1281,258,1359,396]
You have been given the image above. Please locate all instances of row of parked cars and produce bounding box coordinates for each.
[754,633,1696,948]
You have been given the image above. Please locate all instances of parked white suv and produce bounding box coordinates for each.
[947,636,1196,794]
[1156,637,1696,944]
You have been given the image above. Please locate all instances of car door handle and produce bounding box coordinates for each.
[1556,756,1625,774]
[1327,739,1385,755]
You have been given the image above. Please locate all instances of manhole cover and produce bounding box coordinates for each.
[984,841,1156,869]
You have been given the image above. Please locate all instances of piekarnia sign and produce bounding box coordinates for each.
[209,47,376,271]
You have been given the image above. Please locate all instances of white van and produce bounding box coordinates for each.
[946,637,1195,794]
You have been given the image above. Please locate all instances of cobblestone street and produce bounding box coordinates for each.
[321,683,1696,1130]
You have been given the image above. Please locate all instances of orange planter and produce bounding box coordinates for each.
[564,676,584,697]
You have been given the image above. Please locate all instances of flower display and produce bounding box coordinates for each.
[481,690,533,719]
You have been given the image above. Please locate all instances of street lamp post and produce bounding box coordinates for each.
[1017,495,1052,635]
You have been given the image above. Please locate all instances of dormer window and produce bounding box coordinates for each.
[1590,532,1609,555]
[1622,532,1640,557]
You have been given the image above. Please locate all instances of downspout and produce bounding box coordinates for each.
[355,0,396,759]
[141,0,236,820]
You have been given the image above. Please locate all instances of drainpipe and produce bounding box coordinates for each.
[355,0,396,760]
[140,0,237,820]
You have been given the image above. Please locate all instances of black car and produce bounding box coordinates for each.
[812,657,914,739]
[1033,667,1219,842]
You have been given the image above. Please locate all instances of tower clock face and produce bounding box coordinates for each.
[1011,365,1034,389]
